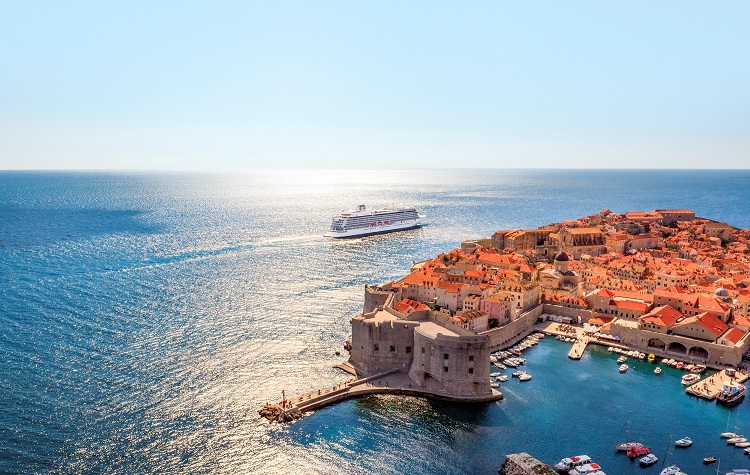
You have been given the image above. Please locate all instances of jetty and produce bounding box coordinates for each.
[568,335,590,360]
[260,363,503,423]
[685,369,749,400]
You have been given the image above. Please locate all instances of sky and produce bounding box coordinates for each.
[1,1,748,170]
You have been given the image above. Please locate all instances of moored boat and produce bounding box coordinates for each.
[676,361,684,369]
[681,374,700,385]
[717,381,746,406]
[703,456,716,464]
[617,356,627,364]
[519,373,532,381]
[654,367,662,375]
[735,441,750,448]
[619,364,628,373]
[660,465,680,475]
[648,354,655,363]
[639,453,658,466]
[569,463,604,475]
[691,364,707,373]
[675,436,692,447]
[554,455,592,472]
[727,437,747,445]
[627,446,652,458]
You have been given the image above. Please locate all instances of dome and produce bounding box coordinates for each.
[715,287,729,297]
[555,251,570,262]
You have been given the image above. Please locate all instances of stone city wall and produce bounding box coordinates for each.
[348,314,419,376]
[408,330,491,397]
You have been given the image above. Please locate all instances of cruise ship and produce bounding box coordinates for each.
[324,205,422,238]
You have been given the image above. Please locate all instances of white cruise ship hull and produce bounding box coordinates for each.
[324,218,421,238]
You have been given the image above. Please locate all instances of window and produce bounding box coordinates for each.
[406,346,412,353]
[373,344,379,351]
[468,368,474,374]
[444,353,449,360]
[421,347,425,354]
[443,366,448,372]
[468,355,474,362]
[390,345,396,352]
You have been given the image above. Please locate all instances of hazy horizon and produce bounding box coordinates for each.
[2,1,748,170]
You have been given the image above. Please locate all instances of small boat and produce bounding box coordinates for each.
[490,382,499,388]
[616,413,643,452]
[569,462,604,475]
[556,335,563,340]
[617,356,627,364]
[608,347,616,353]
[676,361,684,369]
[727,470,750,475]
[627,446,652,458]
[667,359,676,366]
[648,354,655,363]
[554,455,593,472]
[703,456,716,464]
[497,364,507,370]
[534,333,545,339]
[654,367,662,375]
[639,352,646,359]
[660,465,680,475]
[503,359,518,368]
[681,374,700,385]
[685,364,694,371]
[675,436,692,447]
[490,372,500,377]
[497,375,509,382]
[691,364,707,373]
[619,364,628,373]
[490,355,498,363]
[639,453,658,466]
[735,442,750,448]
[519,373,532,381]
[512,370,526,378]
[727,437,747,445]
[722,432,741,438]
[662,358,669,364]
[744,447,750,454]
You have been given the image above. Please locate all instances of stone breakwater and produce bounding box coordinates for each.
[499,453,556,475]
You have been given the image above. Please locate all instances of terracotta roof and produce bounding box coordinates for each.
[723,327,746,345]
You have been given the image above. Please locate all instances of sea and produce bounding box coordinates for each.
[2,169,750,475]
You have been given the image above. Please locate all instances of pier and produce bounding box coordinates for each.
[261,364,503,423]
[685,369,749,400]
[568,335,590,360]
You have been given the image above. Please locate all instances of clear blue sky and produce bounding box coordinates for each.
[1,1,748,170]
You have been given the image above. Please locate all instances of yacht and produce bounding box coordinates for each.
[324,205,421,238]
[660,465,681,475]
[569,463,605,475]
[639,453,658,466]
[717,381,746,406]
[681,374,700,385]
[554,455,592,472]
[675,437,692,447]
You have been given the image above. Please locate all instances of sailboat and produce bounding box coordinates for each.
[616,412,644,451]
[721,411,741,438]
[659,435,680,475]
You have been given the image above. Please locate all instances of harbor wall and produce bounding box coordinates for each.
[363,284,393,314]
[408,329,492,397]
[611,321,744,366]
[482,305,543,349]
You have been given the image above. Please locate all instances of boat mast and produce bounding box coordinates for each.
[626,412,630,443]
[659,435,672,471]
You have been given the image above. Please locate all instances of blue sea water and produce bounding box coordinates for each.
[2,169,750,475]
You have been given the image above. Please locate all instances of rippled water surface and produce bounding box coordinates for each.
[2,169,750,474]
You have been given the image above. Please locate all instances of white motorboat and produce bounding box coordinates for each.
[744,447,750,454]
[675,436,692,447]
[503,358,518,368]
[691,364,707,373]
[639,453,658,465]
[619,364,629,373]
[497,375,509,382]
[512,370,526,378]
[497,364,507,370]
[681,374,700,385]
[722,432,741,439]
[654,367,662,375]
[639,352,646,359]
[727,437,747,445]
[735,442,750,448]
[490,372,500,377]
[490,383,499,388]
[662,358,669,364]
[660,465,680,475]
[569,462,605,475]
[554,455,592,472]
[519,373,532,381]
[617,356,627,364]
